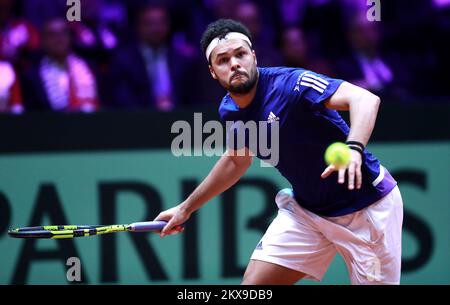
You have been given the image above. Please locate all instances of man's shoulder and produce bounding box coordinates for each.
[259,66,307,78]
[259,66,309,94]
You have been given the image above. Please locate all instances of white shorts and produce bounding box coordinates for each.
[250,186,404,285]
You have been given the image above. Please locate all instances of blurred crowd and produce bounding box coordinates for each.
[0,0,448,114]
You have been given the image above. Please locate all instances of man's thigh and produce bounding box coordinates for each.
[242,259,306,285]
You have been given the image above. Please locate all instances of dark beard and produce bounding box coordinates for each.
[227,68,258,94]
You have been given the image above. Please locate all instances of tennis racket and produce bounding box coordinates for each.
[8,221,172,239]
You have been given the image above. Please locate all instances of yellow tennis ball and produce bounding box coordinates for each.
[325,142,351,168]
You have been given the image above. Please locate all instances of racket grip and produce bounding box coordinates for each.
[130,221,168,232]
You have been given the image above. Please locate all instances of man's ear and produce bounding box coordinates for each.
[252,50,257,66]
[209,65,218,80]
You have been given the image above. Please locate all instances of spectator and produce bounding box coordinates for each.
[233,1,281,67]
[70,0,120,62]
[276,0,308,28]
[0,59,23,114]
[276,0,347,59]
[280,26,333,76]
[22,18,100,112]
[69,0,122,107]
[109,4,199,111]
[335,15,410,100]
[188,0,240,45]
[433,0,450,96]
[20,0,67,29]
[205,0,240,19]
[0,0,40,68]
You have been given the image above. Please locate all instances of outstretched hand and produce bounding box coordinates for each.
[320,149,363,190]
[154,205,190,237]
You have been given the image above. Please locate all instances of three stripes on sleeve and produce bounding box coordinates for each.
[299,73,330,94]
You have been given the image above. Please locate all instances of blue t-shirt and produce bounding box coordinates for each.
[219,67,397,217]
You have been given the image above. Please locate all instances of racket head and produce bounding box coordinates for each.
[7,221,171,238]
[8,229,56,239]
[8,224,122,239]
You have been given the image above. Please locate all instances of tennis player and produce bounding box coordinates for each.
[155,19,403,285]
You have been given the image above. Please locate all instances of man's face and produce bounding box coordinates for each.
[234,3,261,38]
[209,39,258,94]
[42,20,71,59]
[282,28,308,63]
[138,7,170,48]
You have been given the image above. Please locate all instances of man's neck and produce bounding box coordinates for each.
[229,74,259,109]
[46,55,69,68]
[141,40,166,51]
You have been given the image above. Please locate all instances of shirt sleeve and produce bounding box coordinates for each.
[288,69,344,109]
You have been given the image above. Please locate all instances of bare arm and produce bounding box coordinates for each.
[321,81,381,189]
[182,149,252,213]
[324,81,381,146]
[155,149,253,236]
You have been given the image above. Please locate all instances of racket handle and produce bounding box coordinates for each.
[129,221,168,232]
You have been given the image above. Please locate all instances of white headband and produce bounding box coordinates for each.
[205,32,252,61]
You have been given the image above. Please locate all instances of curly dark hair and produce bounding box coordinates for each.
[200,19,253,63]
